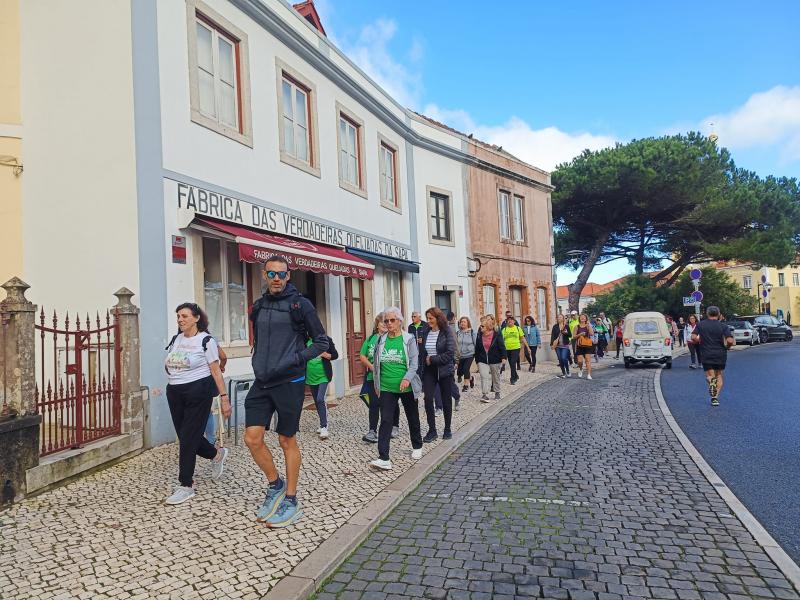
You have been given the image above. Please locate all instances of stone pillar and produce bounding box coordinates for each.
[113,288,142,434]
[0,277,41,504]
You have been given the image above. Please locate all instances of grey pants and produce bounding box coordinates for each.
[477,362,501,394]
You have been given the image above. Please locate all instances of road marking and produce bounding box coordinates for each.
[424,493,590,507]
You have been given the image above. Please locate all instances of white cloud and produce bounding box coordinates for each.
[336,19,424,109]
[423,104,616,171]
[704,85,800,164]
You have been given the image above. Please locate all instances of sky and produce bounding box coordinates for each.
[312,0,800,285]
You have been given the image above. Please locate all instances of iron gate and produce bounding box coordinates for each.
[35,309,121,455]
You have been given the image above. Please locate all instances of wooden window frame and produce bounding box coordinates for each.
[742,275,752,289]
[378,133,401,213]
[778,272,785,287]
[793,272,799,287]
[512,194,526,243]
[384,268,405,315]
[201,236,250,348]
[275,58,321,178]
[498,190,511,241]
[335,102,367,198]
[427,186,455,246]
[186,0,252,147]
[482,284,497,321]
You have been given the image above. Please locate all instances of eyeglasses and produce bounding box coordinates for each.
[383,318,398,324]
[265,271,289,280]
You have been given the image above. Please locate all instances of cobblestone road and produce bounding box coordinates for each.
[321,367,800,600]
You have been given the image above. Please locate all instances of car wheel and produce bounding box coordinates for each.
[787,331,793,341]
[759,329,769,344]
[665,360,672,369]
[624,359,631,369]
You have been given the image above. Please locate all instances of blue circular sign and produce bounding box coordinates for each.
[691,290,704,302]
[762,289,768,298]
[689,268,702,280]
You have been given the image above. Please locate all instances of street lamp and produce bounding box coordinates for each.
[756,282,773,314]
[565,249,588,267]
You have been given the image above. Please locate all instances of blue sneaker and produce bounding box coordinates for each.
[255,484,285,522]
[265,498,303,528]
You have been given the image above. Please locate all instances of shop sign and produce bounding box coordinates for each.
[239,243,373,280]
[171,235,186,264]
[174,181,410,260]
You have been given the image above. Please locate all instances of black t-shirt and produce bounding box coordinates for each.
[695,319,732,364]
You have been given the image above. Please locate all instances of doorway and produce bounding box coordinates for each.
[434,290,454,315]
[344,277,367,384]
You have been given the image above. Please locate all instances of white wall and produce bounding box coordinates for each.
[20,0,140,311]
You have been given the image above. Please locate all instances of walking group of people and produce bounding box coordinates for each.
[161,257,543,528]
[550,310,620,379]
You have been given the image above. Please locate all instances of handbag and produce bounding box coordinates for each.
[577,333,593,348]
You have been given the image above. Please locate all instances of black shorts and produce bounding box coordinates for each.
[245,380,306,437]
[575,345,595,356]
[702,363,726,372]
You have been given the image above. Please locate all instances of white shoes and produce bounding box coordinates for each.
[369,458,392,470]
[587,374,593,380]
[411,448,423,460]
[318,427,329,439]
[578,369,584,378]
[165,486,195,505]
[210,447,228,480]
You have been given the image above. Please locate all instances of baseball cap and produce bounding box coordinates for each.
[570,310,578,315]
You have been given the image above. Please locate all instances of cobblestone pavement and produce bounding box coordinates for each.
[320,366,800,600]
[0,357,579,600]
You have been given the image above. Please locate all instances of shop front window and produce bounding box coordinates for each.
[203,237,248,344]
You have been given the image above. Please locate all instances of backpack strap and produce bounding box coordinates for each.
[165,333,179,351]
[201,335,213,352]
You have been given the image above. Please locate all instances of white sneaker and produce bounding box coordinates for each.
[210,447,228,481]
[578,369,583,378]
[566,372,572,378]
[435,408,443,417]
[165,486,195,505]
[587,374,593,380]
[411,448,423,460]
[391,426,399,439]
[369,458,392,470]
[318,427,329,440]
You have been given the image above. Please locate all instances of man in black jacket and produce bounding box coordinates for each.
[244,256,328,528]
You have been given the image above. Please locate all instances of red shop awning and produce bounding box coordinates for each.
[193,218,375,280]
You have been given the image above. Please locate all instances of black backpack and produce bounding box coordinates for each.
[249,292,307,350]
[165,333,215,352]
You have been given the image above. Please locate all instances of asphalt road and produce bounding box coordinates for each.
[661,336,800,565]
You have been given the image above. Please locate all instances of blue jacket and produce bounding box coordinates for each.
[523,325,541,347]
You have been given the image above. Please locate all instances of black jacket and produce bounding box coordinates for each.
[474,328,507,364]
[419,326,456,378]
[249,283,328,388]
[319,336,339,382]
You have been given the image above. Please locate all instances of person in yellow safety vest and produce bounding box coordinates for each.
[567,310,580,365]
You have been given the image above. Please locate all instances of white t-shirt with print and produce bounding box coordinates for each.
[165,332,220,385]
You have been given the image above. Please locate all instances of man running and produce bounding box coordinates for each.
[691,306,734,407]
[244,256,328,527]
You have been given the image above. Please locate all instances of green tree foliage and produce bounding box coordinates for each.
[553,134,800,311]
[586,269,758,321]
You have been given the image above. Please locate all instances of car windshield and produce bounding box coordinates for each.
[633,321,659,335]
[728,321,746,328]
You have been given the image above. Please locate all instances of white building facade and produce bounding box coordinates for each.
[19,0,488,446]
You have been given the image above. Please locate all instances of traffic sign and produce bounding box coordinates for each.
[691,290,703,302]
[762,289,769,298]
[761,274,767,284]
[690,268,702,280]
[682,296,695,306]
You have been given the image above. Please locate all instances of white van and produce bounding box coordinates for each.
[622,311,673,369]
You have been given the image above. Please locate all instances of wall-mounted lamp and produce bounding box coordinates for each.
[466,257,482,278]
[0,155,23,176]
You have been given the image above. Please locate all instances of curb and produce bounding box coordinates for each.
[262,376,547,600]
[653,368,800,593]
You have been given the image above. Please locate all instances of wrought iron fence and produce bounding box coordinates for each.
[35,309,121,455]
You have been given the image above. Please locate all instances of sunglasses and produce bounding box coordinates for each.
[383,318,398,324]
[265,270,289,280]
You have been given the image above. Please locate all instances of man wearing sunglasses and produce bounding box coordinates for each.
[243,256,328,528]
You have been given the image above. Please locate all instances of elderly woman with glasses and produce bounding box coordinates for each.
[368,307,424,471]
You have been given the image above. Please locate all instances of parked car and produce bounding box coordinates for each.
[737,315,793,342]
[622,311,673,368]
[727,320,759,346]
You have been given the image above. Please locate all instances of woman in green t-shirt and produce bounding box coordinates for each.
[358,314,398,443]
[306,335,338,439]
[501,316,529,385]
[368,307,423,471]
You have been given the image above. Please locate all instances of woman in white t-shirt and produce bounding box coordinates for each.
[163,303,231,505]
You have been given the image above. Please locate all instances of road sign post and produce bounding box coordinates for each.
[689,269,702,316]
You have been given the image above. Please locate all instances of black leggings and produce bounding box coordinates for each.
[688,343,701,365]
[615,338,623,358]
[166,376,218,488]
[365,379,400,432]
[457,357,474,382]
[525,346,537,369]
[506,349,520,381]
[423,367,453,434]
[378,391,422,460]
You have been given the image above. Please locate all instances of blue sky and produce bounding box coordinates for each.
[313,0,800,284]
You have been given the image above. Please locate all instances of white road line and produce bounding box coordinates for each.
[424,493,589,507]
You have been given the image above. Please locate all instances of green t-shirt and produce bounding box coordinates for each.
[305,339,328,385]
[379,334,408,393]
[502,325,524,350]
[360,333,379,381]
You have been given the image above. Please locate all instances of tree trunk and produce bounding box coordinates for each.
[664,262,690,287]
[652,255,692,283]
[568,232,610,312]
[634,226,646,274]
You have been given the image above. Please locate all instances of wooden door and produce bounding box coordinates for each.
[344,277,367,384]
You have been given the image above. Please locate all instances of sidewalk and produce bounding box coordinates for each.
[0,357,589,600]
[317,363,800,600]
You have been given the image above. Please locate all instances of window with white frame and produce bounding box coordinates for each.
[793,272,799,287]
[536,288,547,328]
[385,269,402,311]
[429,191,452,242]
[281,76,311,164]
[379,142,398,208]
[338,114,362,189]
[498,191,510,240]
[187,2,252,146]
[202,238,248,345]
[742,275,752,289]
[482,285,497,319]
[778,272,785,287]
[510,287,524,321]
[512,195,525,242]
